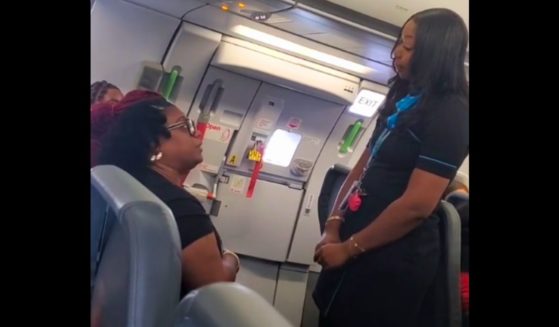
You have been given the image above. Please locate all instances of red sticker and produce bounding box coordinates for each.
[287,117,302,130]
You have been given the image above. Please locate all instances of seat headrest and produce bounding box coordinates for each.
[445,191,469,208]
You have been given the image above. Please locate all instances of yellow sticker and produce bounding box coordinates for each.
[248,149,262,161]
[228,155,237,165]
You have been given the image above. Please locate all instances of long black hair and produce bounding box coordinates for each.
[379,8,469,128]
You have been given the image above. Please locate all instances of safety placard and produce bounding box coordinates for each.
[204,123,233,144]
[229,175,245,194]
[200,162,218,174]
[227,155,238,166]
[255,118,274,130]
[303,135,321,146]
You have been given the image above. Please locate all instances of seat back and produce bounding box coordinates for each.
[91,165,182,327]
[419,200,462,327]
[439,200,463,327]
[445,191,469,210]
[317,164,350,233]
[175,282,293,327]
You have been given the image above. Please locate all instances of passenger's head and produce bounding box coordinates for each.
[96,90,202,177]
[91,80,123,105]
[391,8,468,95]
[91,101,121,167]
[90,91,143,166]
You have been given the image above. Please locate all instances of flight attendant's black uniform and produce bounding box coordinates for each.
[313,94,469,327]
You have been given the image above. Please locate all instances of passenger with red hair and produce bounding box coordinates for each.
[90,90,163,167]
[92,90,239,297]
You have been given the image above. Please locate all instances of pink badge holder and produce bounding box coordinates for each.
[348,191,362,212]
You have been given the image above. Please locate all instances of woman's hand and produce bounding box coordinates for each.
[314,242,352,270]
[315,230,341,252]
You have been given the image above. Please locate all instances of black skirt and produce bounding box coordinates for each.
[313,212,441,327]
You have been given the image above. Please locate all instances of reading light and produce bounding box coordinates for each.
[242,1,298,23]
[250,12,271,21]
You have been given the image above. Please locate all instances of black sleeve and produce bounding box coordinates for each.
[166,197,215,249]
[415,99,469,179]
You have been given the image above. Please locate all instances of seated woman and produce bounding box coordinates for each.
[94,90,239,296]
[91,80,123,105]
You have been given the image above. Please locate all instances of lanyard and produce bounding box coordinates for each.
[370,94,421,159]
[340,94,422,214]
